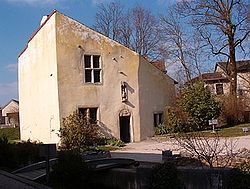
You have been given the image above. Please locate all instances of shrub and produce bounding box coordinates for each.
[106,138,125,147]
[178,82,221,130]
[168,82,222,132]
[167,107,194,133]
[219,95,246,126]
[150,163,183,189]
[59,111,100,152]
[97,137,125,147]
[155,124,169,135]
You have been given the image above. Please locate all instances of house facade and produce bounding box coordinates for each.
[0,99,19,127]
[215,61,250,98]
[192,60,250,122]
[18,11,176,144]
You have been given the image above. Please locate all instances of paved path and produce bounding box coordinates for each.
[111,135,250,162]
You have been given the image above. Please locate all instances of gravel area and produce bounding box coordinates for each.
[111,135,250,162]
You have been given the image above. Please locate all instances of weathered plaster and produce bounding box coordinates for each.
[18,11,176,143]
[18,14,60,143]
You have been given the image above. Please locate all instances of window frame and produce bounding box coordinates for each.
[153,112,164,127]
[83,54,102,84]
[78,107,98,123]
[215,83,224,95]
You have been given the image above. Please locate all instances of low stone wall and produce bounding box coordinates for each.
[0,170,51,189]
[90,165,232,189]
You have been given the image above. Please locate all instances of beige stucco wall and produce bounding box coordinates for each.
[18,11,176,143]
[18,14,60,143]
[138,57,176,140]
[55,12,141,142]
[237,72,250,109]
[2,101,19,116]
[238,72,250,91]
[205,82,230,96]
[215,66,225,74]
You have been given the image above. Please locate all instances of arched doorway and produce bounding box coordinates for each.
[119,109,131,143]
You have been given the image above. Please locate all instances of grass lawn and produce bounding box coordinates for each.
[197,123,250,137]
[0,127,20,142]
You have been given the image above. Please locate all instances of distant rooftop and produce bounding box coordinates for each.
[216,60,250,73]
[191,72,229,83]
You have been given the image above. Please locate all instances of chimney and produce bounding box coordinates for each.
[151,60,166,73]
[40,15,49,26]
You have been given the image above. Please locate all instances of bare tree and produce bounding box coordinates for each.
[117,11,132,48]
[176,0,250,99]
[94,1,124,41]
[159,6,211,83]
[174,132,238,167]
[129,5,160,58]
[159,10,193,81]
[94,2,160,59]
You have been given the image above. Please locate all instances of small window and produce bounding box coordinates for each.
[94,70,101,83]
[85,70,92,83]
[84,55,102,84]
[154,112,163,127]
[79,108,87,117]
[78,107,98,123]
[216,84,223,95]
[93,55,100,68]
[89,108,97,122]
[84,55,91,68]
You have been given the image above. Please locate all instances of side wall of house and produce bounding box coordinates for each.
[2,101,19,116]
[237,72,250,111]
[18,14,60,143]
[55,12,141,141]
[138,57,176,140]
[214,66,230,95]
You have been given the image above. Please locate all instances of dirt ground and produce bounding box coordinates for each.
[111,135,250,162]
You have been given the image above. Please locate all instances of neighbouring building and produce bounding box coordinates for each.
[191,72,230,96]
[0,99,19,127]
[18,10,176,144]
[192,60,250,122]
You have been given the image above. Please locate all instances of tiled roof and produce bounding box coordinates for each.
[191,72,229,83]
[216,60,250,73]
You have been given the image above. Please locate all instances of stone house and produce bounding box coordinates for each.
[192,60,250,121]
[18,10,176,144]
[0,99,19,127]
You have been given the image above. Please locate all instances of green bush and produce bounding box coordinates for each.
[155,124,169,135]
[96,137,125,147]
[167,82,222,133]
[167,108,193,133]
[178,82,221,130]
[106,138,125,147]
[150,163,183,189]
[59,111,100,152]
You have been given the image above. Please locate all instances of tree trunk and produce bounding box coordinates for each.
[227,22,237,99]
[227,23,238,122]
